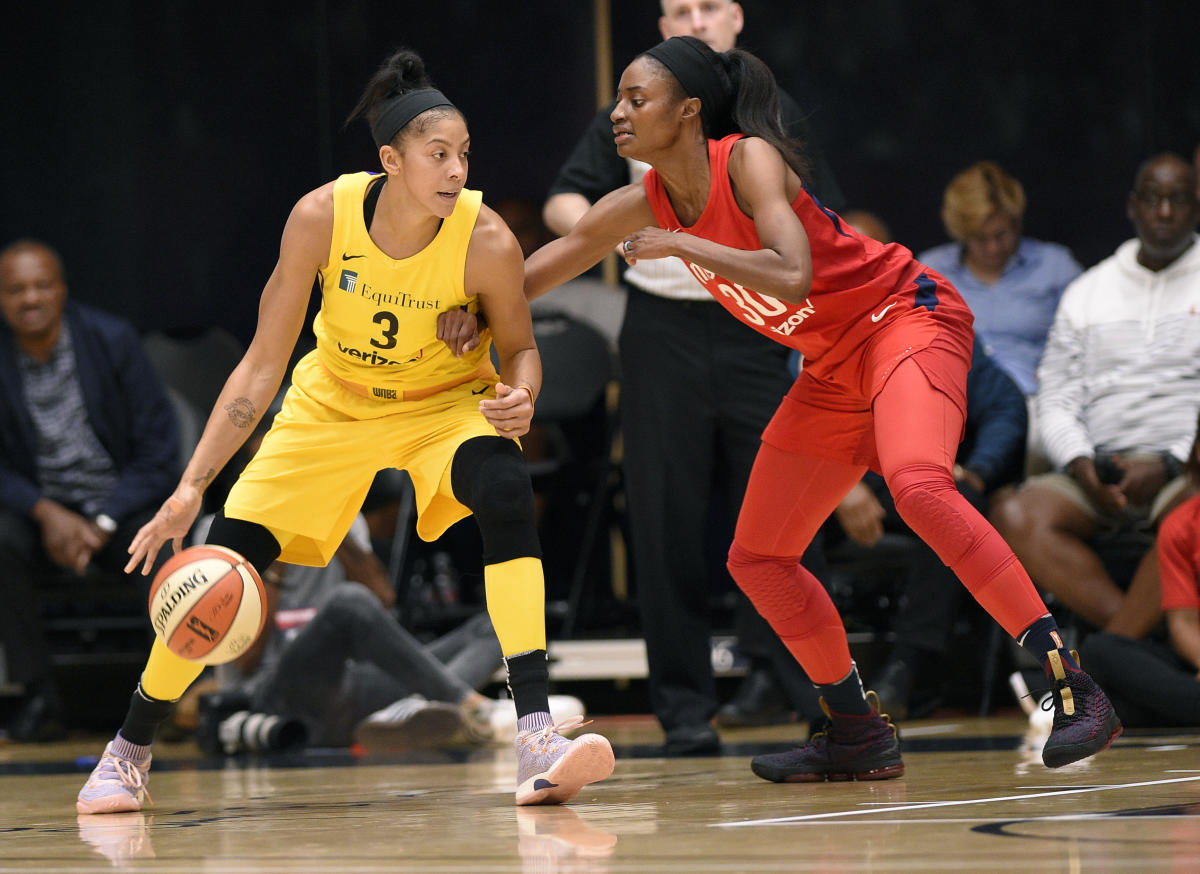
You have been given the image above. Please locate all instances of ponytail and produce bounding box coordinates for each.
[724,50,810,182]
[642,37,810,183]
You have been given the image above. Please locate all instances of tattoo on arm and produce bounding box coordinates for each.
[190,468,216,488]
[224,397,257,429]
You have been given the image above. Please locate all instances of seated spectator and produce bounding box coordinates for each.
[919,161,1082,398]
[0,239,179,742]
[1079,414,1200,727]
[991,153,1200,638]
[830,340,1027,718]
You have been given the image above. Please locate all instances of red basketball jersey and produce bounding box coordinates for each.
[642,134,973,383]
[1159,494,1200,611]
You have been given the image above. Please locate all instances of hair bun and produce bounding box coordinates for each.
[389,48,427,89]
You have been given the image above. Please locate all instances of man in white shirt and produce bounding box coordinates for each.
[992,153,1200,638]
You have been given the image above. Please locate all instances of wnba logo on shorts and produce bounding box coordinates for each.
[339,270,358,293]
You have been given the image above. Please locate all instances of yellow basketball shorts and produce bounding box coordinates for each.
[224,351,503,567]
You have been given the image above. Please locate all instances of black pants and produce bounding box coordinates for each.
[618,287,793,731]
[1079,631,1200,727]
[0,506,162,686]
[253,585,501,746]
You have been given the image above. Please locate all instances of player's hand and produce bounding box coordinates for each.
[620,227,680,265]
[479,382,534,438]
[126,486,203,575]
[34,500,103,574]
[437,308,482,358]
[835,481,886,547]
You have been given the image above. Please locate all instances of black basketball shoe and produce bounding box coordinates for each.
[1041,650,1122,768]
[751,691,904,783]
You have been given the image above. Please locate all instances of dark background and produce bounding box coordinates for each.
[2,1,1197,344]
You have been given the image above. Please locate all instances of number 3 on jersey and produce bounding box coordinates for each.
[371,311,399,349]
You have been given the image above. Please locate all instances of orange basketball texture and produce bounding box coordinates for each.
[148,545,267,665]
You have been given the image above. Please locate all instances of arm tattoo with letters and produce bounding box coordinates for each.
[224,397,257,429]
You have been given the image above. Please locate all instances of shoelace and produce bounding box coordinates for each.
[92,754,153,806]
[519,716,593,753]
[1016,686,1065,719]
[1021,677,1092,728]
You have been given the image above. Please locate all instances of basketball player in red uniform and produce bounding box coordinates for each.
[523,36,1122,781]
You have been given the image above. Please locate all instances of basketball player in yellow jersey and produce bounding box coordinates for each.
[77,48,614,814]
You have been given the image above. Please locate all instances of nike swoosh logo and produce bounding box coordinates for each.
[342,252,367,261]
[871,302,897,323]
[471,386,489,395]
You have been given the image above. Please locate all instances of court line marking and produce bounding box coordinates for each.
[729,814,1200,825]
[895,724,962,737]
[712,775,1200,827]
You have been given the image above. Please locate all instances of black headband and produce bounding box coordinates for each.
[643,37,731,133]
[370,88,456,148]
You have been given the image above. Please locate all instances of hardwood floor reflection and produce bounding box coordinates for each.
[2,712,1199,872]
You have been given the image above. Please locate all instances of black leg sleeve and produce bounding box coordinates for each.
[205,512,283,578]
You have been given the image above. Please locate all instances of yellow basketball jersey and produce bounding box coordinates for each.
[313,172,494,396]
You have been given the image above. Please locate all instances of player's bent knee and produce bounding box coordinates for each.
[727,542,806,603]
[206,512,283,577]
[451,436,540,564]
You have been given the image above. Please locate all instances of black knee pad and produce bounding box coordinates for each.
[205,512,282,578]
[451,436,541,564]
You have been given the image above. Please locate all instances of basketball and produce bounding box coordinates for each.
[148,545,267,665]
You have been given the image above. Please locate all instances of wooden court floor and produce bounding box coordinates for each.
[2,712,1199,872]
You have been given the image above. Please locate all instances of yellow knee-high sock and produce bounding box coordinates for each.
[483,556,546,656]
[140,637,204,701]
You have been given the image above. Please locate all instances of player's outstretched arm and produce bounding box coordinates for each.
[126,185,333,574]
[524,183,651,302]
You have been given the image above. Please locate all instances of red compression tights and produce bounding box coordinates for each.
[729,358,1047,684]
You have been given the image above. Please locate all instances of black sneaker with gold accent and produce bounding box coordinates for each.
[1041,650,1122,768]
[750,692,904,783]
